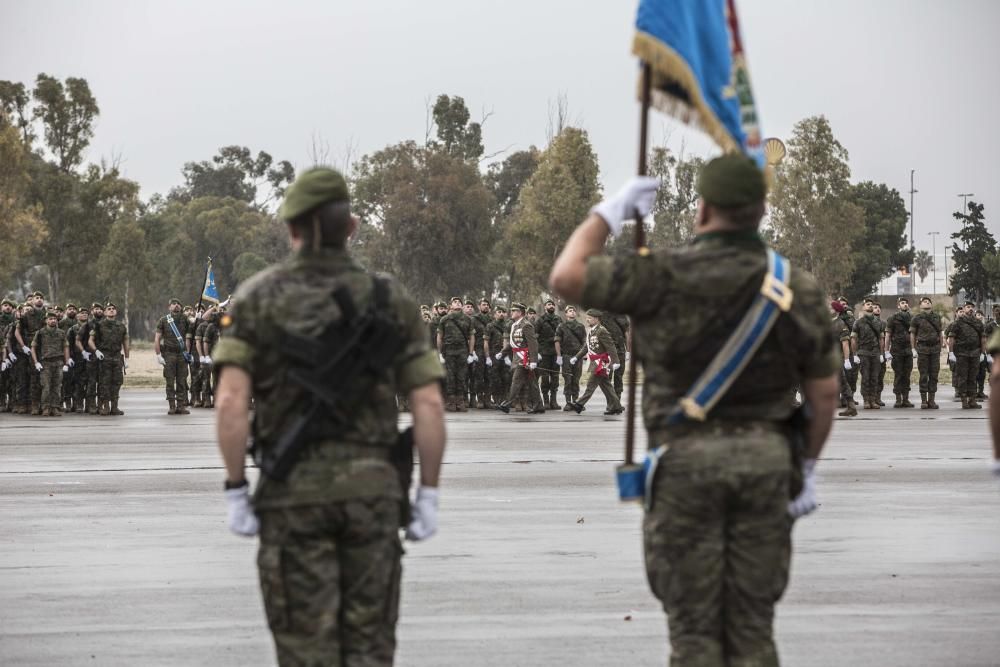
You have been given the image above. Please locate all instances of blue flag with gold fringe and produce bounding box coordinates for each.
[201,259,220,304]
[634,0,763,163]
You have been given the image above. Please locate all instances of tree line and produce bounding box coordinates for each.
[6,73,982,339]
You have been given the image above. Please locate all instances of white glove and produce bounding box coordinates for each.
[21,345,30,355]
[982,353,989,363]
[7,352,14,362]
[504,357,511,367]
[912,350,918,359]
[494,352,503,361]
[879,354,885,364]
[570,357,578,366]
[529,362,537,370]
[123,359,128,369]
[612,363,621,371]
[591,176,661,237]
[82,351,91,361]
[485,357,493,367]
[205,356,213,365]
[884,351,893,362]
[556,356,563,366]
[472,352,479,360]
[788,459,818,518]
[626,351,632,363]
[34,362,43,372]
[95,350,105,361]
[466,354,475,364]
[843,359,852,371]
[852,355,861,365]
[948,352,957,364]
[1,361,8,371]
[66,358,74,368]
[438,353,445,364]
[406,486,439,541]
[224,485,259,537]
[62,364,69,373]
[156,353,165,366]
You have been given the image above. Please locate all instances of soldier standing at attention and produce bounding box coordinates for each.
[475,299,494,408]
[872,302,887,405]
[485,306,510,406]
[15,291,47,415]
[554,305,586,409]
[212,167,446,666]
[155,298,193,415]
[67,309,89,412]
[463,300,487,408]
[437,297,474,412]
[0,299,16,411]
[567,309,623,415]
[851,299,884,410]
[831,301,857,417]
[949,301,986,409]
[885,297,915,408]
[89,302,128,416]
[195,306,221,408]
[975,309,991,400]
[910,297,944,409]
[31,311,70,417]
[77,303,104,414]
[536,298,562,410]
[494,302,544,414]
[550,156,838,666]
[838,297,859,396]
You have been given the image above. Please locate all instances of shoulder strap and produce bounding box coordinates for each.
[667,249,794,425]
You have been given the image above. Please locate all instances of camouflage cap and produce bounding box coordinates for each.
[279,167,349,221]
[544,298,555,306]
[183,305,195,312]
[433,301,447,309]
[45,310,59,319]
[510,302,526,312]
[1,298,16,307]
[105,302,118,310]
[65,303,77,310]
[526,307,537,314]
[31,291,44,299]
[495,306,507,313]
[919,296,932,303]
[586,308,603,319]
[479,298,491,306]
[449,296,462,304]
[697,153,767,208]
[91,302,104,310]
[169,298,182,306]
[464,299,475,307]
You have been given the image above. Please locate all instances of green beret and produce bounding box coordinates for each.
[169,298,182,306]
[91,302,104,310]
[433,301,446,309]
[1,299,15,307]
[31,291,44,299]
[510,302,526,312]
[495,306,507,313]
[105,302,118,310]
[45,310,59,319]
[586,308,603,319]
[279,167,349,221]
[65,303,77,310]
[526,307,537,314]
[464,300,475,307]
[544,298,555,306]
[479,298,491,306]
[697,154,767,208]
[449,296,462,304]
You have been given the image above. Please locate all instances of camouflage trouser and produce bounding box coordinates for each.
[561,355,582,401]
[538,353,559,397]
[39,359,63,409]
[162,351,189,403]
[442,351,467,400]
[504,364,542,409]
[858,354,881,400]
[955,354,979,396]
[845,363,859,394]
[467,357,486,401]
[644,425,792,667]
[577,369,621,411]
[977,358,989,395]
[14,354,30,407]
[98,353,123,402]
[838,364,853,404]
[84,357,100,402]
[613,348,626,396]
[198,363,214,403]
[257,496,402,667]
[917,349,940,394]
[891,350,913,394]
[27,354,41,405]
[190,358,203,402]
[0,366,9,407]
[878,358,886,395]
[61,362,73,404]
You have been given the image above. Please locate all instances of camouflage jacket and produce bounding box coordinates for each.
[156,314,191,354]
[438,311,472,353]
[603,314,629,354]
[16,307,46,347]
[831,317,851,358]
[581,231,837,431]
[554,319,586,356]
[851,315,882,356]
[91,318,128,354]
[950,314,984,357]
[910,311,943,352]
[212,247,443,509]
[535,312,562,355]
[885,310,912,353]
[33,325,68,361]
[486,319,507,354]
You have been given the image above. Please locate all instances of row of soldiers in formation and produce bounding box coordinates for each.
[152,298,224,415]
[832,295,995,415]
[0,294,223,417]
[415,297,630,415]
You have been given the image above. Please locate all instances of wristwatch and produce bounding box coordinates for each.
[224,478,248,491]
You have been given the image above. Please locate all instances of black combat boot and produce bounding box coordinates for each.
[494,402,510,414]
[111,400,124,416]
[838,399,857,417]
[167,399,177,415]
[563,395,575,411]
[893,393,902,408]
[928,392,939,409]
[901,393,915,408]
[549,391,560,411]
[920,392,929,409]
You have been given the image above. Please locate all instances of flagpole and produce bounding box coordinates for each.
[197,256,211,314]
[624,61,652,467]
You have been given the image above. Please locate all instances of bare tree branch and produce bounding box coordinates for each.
[308,130,331,166]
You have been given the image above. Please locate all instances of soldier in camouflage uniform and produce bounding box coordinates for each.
[463,300,488,408]
[195,307,221,408]
[89,302,129,416]
[603,312,630,398]
[494,302,544,414]
[474,299,494,408]
[15,292,47,415]
[154,298,193,415]
[838,297,859,396]
[851,300,885,410]
[436,296,474,412]
[536,298,562,410]
[945,306,963,400]
[554,305,586,409]
[31,311,70,417]
[428,301,447,348]
[909,297,944,409]
[976,308,994,400]
[948,301,986,409]
[567,309,622,415]
[212,167,445,667]
[485,306,510,406]
[77,303,104,414]
[183,305,198,407]
[884,297,915,408]
[872,302,887,405]
[58,303,77,411]
[67,309,90,412]
[831,301,857,417]
[0,299,16,411]
[551,156,838,666]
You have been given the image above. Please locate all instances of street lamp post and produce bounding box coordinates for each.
[928,231,940,295]
[958,192,975,214]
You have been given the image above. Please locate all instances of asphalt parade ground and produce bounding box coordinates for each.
[1,387,998,666]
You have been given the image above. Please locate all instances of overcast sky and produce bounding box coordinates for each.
[3,0,998,259]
